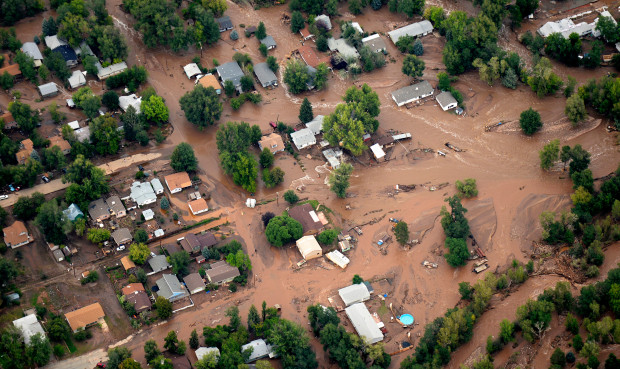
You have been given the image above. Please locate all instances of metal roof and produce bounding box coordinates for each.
[345,303,384,344]
[260,35,277,49]
[44,35,67,50]
[13,314,46,345]
[391,81,434,106]
[53,45,77,63]
[436,91,457,109]
[241,339,275,363]
[290,128,316,150]
[216,62,244,87]
[119,94,142,114]
[21,42,43,60]
[327,38,359,59]
[150,178,164,194]
[253,62,277,87]
[196,347,220,361]
[96,61,127,80]
[184,63,202,79]
[387,20,433,43]
[38,82,59,97]
[362,34,387,52]
[315,15,332,30]
[129,181,156,206]
[305,115,324,135]
[370,143,385,160]
[68,70,86,89]
[338,284,370,306]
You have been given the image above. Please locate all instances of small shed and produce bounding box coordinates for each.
[326,250,350,269]
[150,178,164,195]
[183,63,202,79]
[296,235,322,261]
[435,91,458,111]
[120,256,136,271]
[38,83,59,98]
[184,273,206,294]
[67,120,80,130]
[338,283,370,306]
[196,347,220,361]
[260,36,277,50]
[68,70,86,89]
[52,249,64,262]
[216,16,234,32]
[142,209,154,221]
[370,144,386,162]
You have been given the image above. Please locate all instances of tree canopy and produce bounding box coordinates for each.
[170,143,198,172]
[265,215,303,247]
[179,85,223,129]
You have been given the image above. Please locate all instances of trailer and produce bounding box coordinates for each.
[473,263,489,273]
[444,142,463,152]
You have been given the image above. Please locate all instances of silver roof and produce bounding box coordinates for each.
[216,62,244,87]
[260,35,277,48]
[253,63,277,86]
[339,283,370,306]
[290,128,316,150]
[436,91,457,108]
[21,42,43,60]
[391,81,434,105]
[38,82,59,96]
[345,303,384,344]
[387,20,433,43]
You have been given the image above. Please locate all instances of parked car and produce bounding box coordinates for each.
[0,195,8,200]
[42,175,50,183]
[116,245,125,251]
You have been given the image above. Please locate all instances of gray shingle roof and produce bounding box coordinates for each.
[260,35,277,49]
[96,62,128,80]
[338,283,371,306]
[387,20,434,43]
[88,198,109,220]
[68,70,86,89]
[183,273,206,293]
[111,228,132,245]
[391,81,434,106]
[21,42,43,60]
[216,16,233,31]
[148,255,170,273]
[38,82,59,97]
[362,34,387,53]
[156,274,187,301]
[253,63,277,87]
[435,91,457,109]
[216,62,244,87]
[290,128,316,150]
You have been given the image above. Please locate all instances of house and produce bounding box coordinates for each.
[246,26,257,35]
[156,274,189,302]
[260,35,277,50]
[20,42,43,67]
[305,115,324,135]
[111,228,132,247]
[106,196,126,218]
[296,235,322,260]
[119,94,142,114]
[387,20,433,43]
[188,198,209,215]
[538,17,595,38]
[64,303,105,332]
[253,63,278,88]
[126,290,151,313]
[197,232,218,249]
[74,126,90,142]
[339,284,370,306]
[288,203,324,235]
[148,254,171,273]
[205,260,240,285]
[258,133,285,154]
[142,209,154,221]
[242,339,276,363]
[436,91,458,111]
[38,82,59,99]
[163,243,181,255]
[315,14,332,30]
[350,22,363,33]
[88,198,110,222]
[180,233,202,254]
[154,229,164,238]
[362,34,387,53]
[53,45,78,67]
[52,249,65,262]
[196,347,220,361]
[1,111,16,130]
[16,139,35,165]
[297,45,330,68]
[49,135,71,155]
[290,128,316,150]
[593,11,618,39]
[67,120,80,130]
[197,74,222,94]
[370,144,386,162]
[121,283,144,296]
[128,181,157,206]
[326,250,350,269]
[0,63,21,78]
[96,62,128,80]
[322,148,343,169]
[63,203,84,222]
[345,303,383,344]
[374,135,395,149]
[216,16,233,32]
[184,273,206,294]
[327,38,360,59]
[68,70,86,89]
[44,35,67,50]
[120,256,136,271]
[183,63,202,79]
[164,172,192,194]
[391,80,434,107]
[73,41,95,58]
[13,314,46,345]
[299,27,314,40]
[216,62,244,91]
[150,178,164,195]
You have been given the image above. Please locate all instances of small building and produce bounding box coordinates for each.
[0,63,21,78]
[339,284,370,307]
[49,135,71,155]
[326,250,350,269]
[148,254,171,273]
[3,221,33,249]
[196,347,220,361]
[260,35,277,50]
[156,274,189,302]
[298,45,330,69]
[64,303,105,333]
[184,273,206,294]
[13,314,46,345]
[111,228,132,247]
[63,204,84,222]
[96,62,128,80]
[74,126,91,142]
[322,148,343,169]
[538,17,594,39]
[121,283,144,296]
[68,70,86,89]
[128,181,157,206]
[215,62,244,91]
[205,260,240,285]
[44,35,67,50]
[180,233,202,254]
[53,45,78,67]
[142,209,154,221]
[374,136,394,149]
[370,144,386,162]
[315,14,332,30]
[327,38,360,60]
[163,243,181,255]
[120,256,136,272]
[16,139,35,165]
[350,22,363,34]
[1,111,16,130]
[362,34,387,54]
[391,81,434,107]
[38,82,59,99]
[20,42,43,67]
[188,198,209,215]
[52,249,65,262]
[150,178,164,195]
[106,195,126,218]
[216,16,233,32]
[198,232,218,249]
[67,120,80,130]
[154,229,164,238]
[305,115,324,135]
[296,235,322,261]
[197,74,222,94]
[436,91,458,111]
[300,27,314,40]
[242,339,276,363]
[164,172,192,194]
[119,94,142,114]
[288,203,324,235]
[345,303,383,344]
[290,128,316,150]
[88,198,110,222]
[183,63,202,79]
[387,20,433,43]
[253,62,278,88]
[258,133,285,154]
[126,290,151,313]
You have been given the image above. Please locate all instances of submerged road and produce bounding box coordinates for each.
[43,349,107,369]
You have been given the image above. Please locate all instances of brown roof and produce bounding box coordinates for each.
[169,356,192,369]
[120,256,136,271]
[126,290,151,313]
[121,283,145,296]
[259,133,285,154]
[205,262,240,284]
[198,74,221,91]
[49,135,71,152]
[288,203,324,234]
[3,221,31,247]
[64,303,105,331]
[0,111,15,124]
[197,232,218,249]
[0,63,21,77]
[165,172,192,191]
[180,233,201,254]
[163,243,181,255]
[16,139,34,164]
[298,45,329,68]
[188,198,209,214]
[183,273,206,293]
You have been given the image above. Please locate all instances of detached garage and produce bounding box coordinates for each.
[296,235,322,260]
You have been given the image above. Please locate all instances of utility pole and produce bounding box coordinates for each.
[276,191,279,205]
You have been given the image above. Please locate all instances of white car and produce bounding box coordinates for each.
[116,245,125,251]
[0,195,8,200]
[150,252,156,258]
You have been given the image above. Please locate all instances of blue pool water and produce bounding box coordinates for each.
[400,314,414,325]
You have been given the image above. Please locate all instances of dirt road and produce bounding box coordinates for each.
[44,349,107,369]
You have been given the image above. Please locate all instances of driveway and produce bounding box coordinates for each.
[44,349,107,369]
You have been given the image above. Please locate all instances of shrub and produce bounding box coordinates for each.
[317,229,338,245]
[228,282,237,292]
[283,190,299,204]
[352,274,363,284]
[455,178,478,198]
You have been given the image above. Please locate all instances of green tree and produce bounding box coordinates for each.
[283,59,310,94]
[259,148,274,168]
[102,91,120,111]
[595,15,620,43]
[220,151,258,193]
[317,229,338,245]
[539,139,560,170]
[36,200,71,244]
[90,115,122,155]
[224,80,235,97]
[564,76,577,97]
[42,17,59,36]
[444,237,469,267]
[129,243,149,264]
[568,144,590,176]
[41,146,66,172]
[291,11,305,33]
[8,101,39,135]
[499,319,514,343]
[12,193,45,220]
[26,333,51,367]
[565,94,587,126]
[455,178,478,198]
[440,195,470,239]
[120,358,142,369]
[256,22,267,40]
[98,25,129,61]
[269,319,318,369]
[216,121,261,153]
[349,0,362,14]
[164,330,179,353]
[240,75,254,93]
[144,340,161,363]
[528,57,563,98]
[263,167,285,188]
[328,163,353,198]
[154,296,172,319]
[189,329,199,350]
[141,95,169,124]
[265,215,303,247]
[299,98,313,123]
[519,108,542,135]
[170,143,198,172]
[15,51,37,83]
[226,250,252,272]
[266,56,279,72]
[170,251,190,276]
[394,221,409,245]
[0,71,14,90]
[322,104,366,156]
[402,54,425,79]
[82,54,99,76]
[108,347,132,369]
[248,305,261,335]
[565,313,579,334]
[87,228,111,244]
[283,190,298,204]
[502,67,518,89]
[121,106,139,141]
[44,51,71,82]
[38,64,50,81]
[314,63,329,90]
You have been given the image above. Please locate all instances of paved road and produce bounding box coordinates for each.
[44,349,107,369]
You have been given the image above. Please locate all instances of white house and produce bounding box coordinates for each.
[436,91,458,111]
[391,81,434,107]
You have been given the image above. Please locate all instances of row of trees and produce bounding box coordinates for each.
[216,122,261,193]
[440,196,470,267]
[283,59,329,94]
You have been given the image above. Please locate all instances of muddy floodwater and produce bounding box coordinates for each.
[5,0,620,367]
